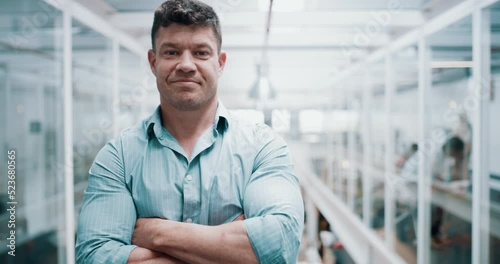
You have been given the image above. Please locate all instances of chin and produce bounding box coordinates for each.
[170,98,204,111]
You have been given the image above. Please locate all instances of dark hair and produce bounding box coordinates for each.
[411,143,418,152]
[151,0,222,52]
[442,136,465,154]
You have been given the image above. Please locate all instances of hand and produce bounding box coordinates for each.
[233,214,245,221]
[132,218,166,249]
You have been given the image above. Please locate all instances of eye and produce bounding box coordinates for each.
[164,50,178,56]
[195,51,210,57]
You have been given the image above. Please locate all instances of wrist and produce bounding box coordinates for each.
[151,219,175,251]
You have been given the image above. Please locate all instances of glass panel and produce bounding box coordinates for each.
[119,47,153,131]
[297,109,325,183]
[487,2,500,263]
[0,1,64,262]
[334,130,345,200]
[427,15,473,264]
[348,85,363,217]
[71,20,113,220]
[393,45,419,263]
[367,60,386,232]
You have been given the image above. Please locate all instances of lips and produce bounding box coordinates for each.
[172,79,199,84]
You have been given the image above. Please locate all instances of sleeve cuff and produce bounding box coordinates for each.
[118,245,138,264]
[244,216,286,263]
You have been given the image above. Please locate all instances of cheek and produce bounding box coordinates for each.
[207,63,221,80]
[156,62,174,77]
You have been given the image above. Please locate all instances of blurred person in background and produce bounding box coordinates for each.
[432,136,465,182]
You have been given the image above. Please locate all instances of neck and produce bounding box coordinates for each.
[160,97,218,144]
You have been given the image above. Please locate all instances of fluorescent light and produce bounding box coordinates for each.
[431,61,473,68]
[258,0,304,12]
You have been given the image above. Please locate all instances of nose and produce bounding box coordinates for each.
[176,51,196,73]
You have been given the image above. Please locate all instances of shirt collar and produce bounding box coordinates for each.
[146,100,230,140]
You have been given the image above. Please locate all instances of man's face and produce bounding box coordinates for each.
[148,24,226,111]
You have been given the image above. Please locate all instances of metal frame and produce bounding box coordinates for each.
[362,69,373,227]
[63,10,75,264]
[43,0,145,55]
[336,132,343,196]
[472,7,491,264]
[383,54,395,250]
[348,92,356,211]
[417,35,432,264]
[327,132,335,189]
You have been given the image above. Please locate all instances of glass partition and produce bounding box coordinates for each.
[367,60,386,233]
[486,2,500,263]
[71,19,113,215]
[347,84,363,217]
[0,1,64,262]
[427,15,473,264]
[393,45,419,263]
[119,47,154,131]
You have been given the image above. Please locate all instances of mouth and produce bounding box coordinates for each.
[172,79,199,85]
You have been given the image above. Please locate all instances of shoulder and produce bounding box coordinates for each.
[116,119,150,146]
[226,114,290,168]
[226,114,286,149]
[96,117,151,168]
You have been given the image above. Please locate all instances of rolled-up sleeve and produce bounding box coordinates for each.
[76,139,137,264]
[243,127,304,263]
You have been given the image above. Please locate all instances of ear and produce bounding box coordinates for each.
[148,49,157,76]
[217,51,227,77]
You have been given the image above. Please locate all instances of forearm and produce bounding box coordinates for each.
[127,247,186,264]
[147,220,257,264]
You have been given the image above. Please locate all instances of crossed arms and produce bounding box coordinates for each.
[76,134,304,264]
[127,215,254,264]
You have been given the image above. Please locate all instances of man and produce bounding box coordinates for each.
[432,136,465,181]
[75,0,304,263]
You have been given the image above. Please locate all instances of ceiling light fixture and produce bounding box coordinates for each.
[258,0,304,12]
[249,0,276,101]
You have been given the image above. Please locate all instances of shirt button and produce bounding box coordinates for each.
[186,174,193,181]
[186,218,193,223]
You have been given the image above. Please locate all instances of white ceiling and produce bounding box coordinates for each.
[2,0,500,110]
[91,0,431,109]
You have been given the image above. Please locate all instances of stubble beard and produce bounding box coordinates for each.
[162,85,217,112]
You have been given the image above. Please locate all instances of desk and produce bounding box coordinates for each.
[431,181,500,239]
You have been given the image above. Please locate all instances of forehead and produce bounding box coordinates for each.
[155,24,218,48]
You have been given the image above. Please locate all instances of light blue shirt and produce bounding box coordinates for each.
[76,102,304,264]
